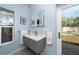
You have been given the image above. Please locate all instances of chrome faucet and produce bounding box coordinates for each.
[35,31,37,35]
[28,30,30,34]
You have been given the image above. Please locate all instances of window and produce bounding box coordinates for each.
[0,7,14,46]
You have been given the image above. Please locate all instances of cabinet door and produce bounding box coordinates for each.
[1,27,12,44]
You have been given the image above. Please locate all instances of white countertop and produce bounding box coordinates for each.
[23,33,46,41]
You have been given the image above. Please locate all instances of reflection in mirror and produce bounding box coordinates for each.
[31,10,44,27]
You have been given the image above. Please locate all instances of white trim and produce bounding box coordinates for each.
[0,41,14,46]
[56,8,62,55]
[8,46,26,55]
[59,4,77,10]
[0,26,13,27]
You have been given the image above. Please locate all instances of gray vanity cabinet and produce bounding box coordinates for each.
[23,36,46,54]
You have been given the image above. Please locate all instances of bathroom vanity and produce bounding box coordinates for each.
[23,33,46,54]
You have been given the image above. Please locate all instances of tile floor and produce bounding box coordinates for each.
[62,41,79,55]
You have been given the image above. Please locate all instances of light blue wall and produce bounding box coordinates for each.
[0,4,30,55]
[29,4,57,54]
[0,4,57,55]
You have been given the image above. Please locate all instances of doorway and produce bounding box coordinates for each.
[57,4,79,55]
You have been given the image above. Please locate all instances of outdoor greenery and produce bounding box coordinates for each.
[62,16,79,27]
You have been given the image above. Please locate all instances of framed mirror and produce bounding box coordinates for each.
[20,16,27,25]
[31,10,44,27]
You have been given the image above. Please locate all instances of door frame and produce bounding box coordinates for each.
[56,4,77,55]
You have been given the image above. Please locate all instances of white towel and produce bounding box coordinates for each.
[47,32,53,45]
[20,31,28,44]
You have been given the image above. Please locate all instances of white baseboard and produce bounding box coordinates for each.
[8,46,26,55]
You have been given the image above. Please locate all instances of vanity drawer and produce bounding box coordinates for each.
[23,36,46,54]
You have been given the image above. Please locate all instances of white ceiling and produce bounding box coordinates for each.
[56,4,72,8]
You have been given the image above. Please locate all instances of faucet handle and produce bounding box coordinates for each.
[35,31,37,35]
[28,30,30,34]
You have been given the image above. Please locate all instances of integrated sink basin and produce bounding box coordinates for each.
[23,32,46,54]
[23,33,46,41]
